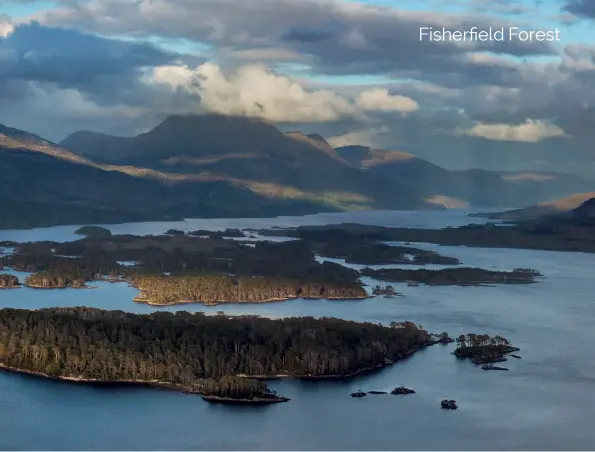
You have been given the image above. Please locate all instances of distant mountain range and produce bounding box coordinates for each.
[515,196,595,240]
[1,113,594,228]
[480,192,595,221]
[334,145,595,208]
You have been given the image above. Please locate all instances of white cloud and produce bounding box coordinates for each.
[142,65,196,88]
[144,62,354,122]
[0,15,14,38]
[143,62,420,122]
[460,119,567,142]
[327,125,389,148]
[355,88,419,113]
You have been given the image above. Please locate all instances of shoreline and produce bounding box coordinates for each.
[25,284,91,290]
[0,341,434,397]
[0,363,289,404]
[237,342,432,381]
[133,294,370,307]
[0,363,202,394]
[201,395,290,404]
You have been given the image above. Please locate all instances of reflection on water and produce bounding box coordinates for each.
[0,210,594,450]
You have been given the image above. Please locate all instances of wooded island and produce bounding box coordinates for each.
[0,307,434,402]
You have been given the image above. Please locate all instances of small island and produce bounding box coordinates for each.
[351,391,367,398]
[361,267,541,286]
[371,285,400,297]
[454,334,520,364]
[441,399,458,410]
[432,332,455,344]
[0,274,20,289]
[74,226,112,237]
[201,377,289,404]
[187,229,247,238]
[25,272,87,289]
[391,386,415,395]
[164,229,185,236]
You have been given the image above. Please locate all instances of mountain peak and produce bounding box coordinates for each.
[0,124,52,147]
[573,197,595,218]
[284,130,344,161]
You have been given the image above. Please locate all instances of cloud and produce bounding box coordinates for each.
[563,0,595,19]
[144,62,419,122]
[0,21,199,139]
[327,126,389,148]
[460,119,567,142]
[31,0,557,82]
[355,88,419,113]
[0,15,14,38]
[0,21,174,87]
[465,0,534,15]
[2,0,595,176]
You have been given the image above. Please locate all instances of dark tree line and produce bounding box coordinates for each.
[361,267,540,285]
[0,307,430,398]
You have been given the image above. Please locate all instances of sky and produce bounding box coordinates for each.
[1,0,595,174]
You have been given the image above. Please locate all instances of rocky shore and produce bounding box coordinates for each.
[201,395,290,404]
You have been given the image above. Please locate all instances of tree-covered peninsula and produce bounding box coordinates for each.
[257,221,595,254]
[361,267,541,286]
[0,307,434,402]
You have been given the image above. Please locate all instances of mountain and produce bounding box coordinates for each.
[498,171,595,204]
[335,145,516,207]
[571,197,595,219]
[59,130,132,162]
[0,126,344,229]
[335,145,595,208]
[481,192,595,221]
[0,124,53,147]
[60,114,430,211]
[514,196,595,242]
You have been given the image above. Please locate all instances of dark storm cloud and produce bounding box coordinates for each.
[32,0,556,82]
[0,21,174,87]
[563,0,595,19]
[0,19,201,139]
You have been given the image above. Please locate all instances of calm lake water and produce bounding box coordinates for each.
[1,210,594,450]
